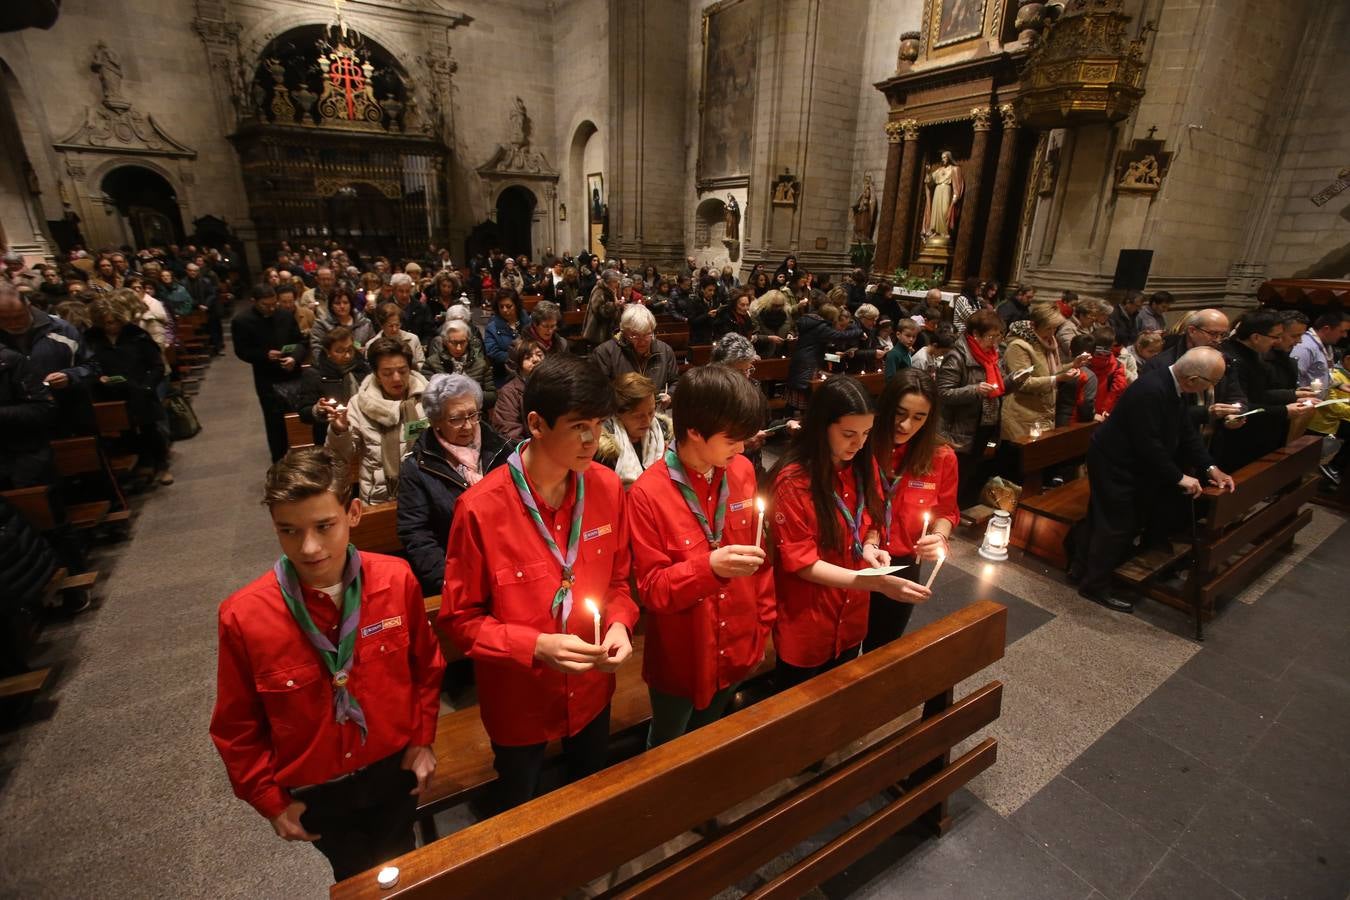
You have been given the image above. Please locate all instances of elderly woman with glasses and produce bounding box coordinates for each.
[591,303,679,406]
[424,317,495,407]
[397,372,511,595]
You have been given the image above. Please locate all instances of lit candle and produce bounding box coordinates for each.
[1029,422,1042,440]
[1311,377,1324,392]
[924,549,946,589]
[584,598,601,646]
[755,497,766,549]
[377,866,400,890]
[919,511,931,541]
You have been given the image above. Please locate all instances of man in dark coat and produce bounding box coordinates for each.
[0,347,56,489]
[0,282,97,436]
[1070,347,1236,613]
[233,284,307,461]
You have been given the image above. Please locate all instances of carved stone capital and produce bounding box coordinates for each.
[999,103,1018,129]
[971,106,993,131]
[900,118,921,141]
[193,17,240,48]
[884,121,903,144]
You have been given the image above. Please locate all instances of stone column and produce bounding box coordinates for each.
[890,119,922,271]
[872,121,904,273]
[949,107,991,284]
[979,104,1020,280]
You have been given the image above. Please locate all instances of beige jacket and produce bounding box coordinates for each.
[1000,337,1060,441]
[327,370,429,503]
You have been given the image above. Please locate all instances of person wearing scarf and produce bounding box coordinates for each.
[210,448,445,882]
[936,309,1008,508]
[596,372,671,487]
[440,355,639,813]
[1086,332,1129,417]
[627,366,775,747]
[1001,307,1085,441]
[326,337,429,503]
[398,373,511,595]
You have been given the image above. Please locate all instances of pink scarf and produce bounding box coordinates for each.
[435,424,484,486]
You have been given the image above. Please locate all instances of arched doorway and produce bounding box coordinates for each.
[496,186,536,259]
[100,166,185,248]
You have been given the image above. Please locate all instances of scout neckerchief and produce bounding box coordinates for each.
[507,440,585,623]
[664,444,729,549]
[832,465,867,560]
[274,544,367,742]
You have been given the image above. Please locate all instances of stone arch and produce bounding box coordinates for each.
[76,156,191,249]
[0,58,57,255]
[98,164,186,248]
[239,14,414,80]
[695,197,727,249]
[567,119,601,253]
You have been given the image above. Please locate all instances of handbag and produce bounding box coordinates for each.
[164,387,202,440]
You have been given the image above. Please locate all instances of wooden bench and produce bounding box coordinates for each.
[51,435,131,520]
[1007,422,1100,567]
[1126,434,1322,639]
[1,486,102,608]
[92,401,141,476]
[335,601,1005,899]
[689,343,714,366]
[284,412,315,450]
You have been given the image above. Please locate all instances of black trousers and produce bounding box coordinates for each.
[206,308,224,352]
[956,423,999,509]
[774,644,862,692]
[1073,455,1178,599]
[293,751,417,883]
[489,704,611,815]
[255,385,290,462]
[864,558,918,652]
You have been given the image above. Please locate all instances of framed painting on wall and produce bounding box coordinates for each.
[697,0,758,189]
[587,172,605,257]
[927,0,988,51]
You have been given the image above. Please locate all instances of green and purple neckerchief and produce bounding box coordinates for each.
[664,444,729,548]
[274,544,367,741]
[506,441,585,623]
[833,466,867,560]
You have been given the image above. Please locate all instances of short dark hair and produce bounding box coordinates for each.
[322,325,354,350]
[523,354,614,426]
[965,309,1004,338]
[251,284,276,302]
[1149,290,1173,306]
[507,337,543,375]
[1234,309,1281,340]
[1090,325,1116,349]
[1069,333,1096,356]
[932,325,958,350]
[1314,312,1345,331]
[275,283,296,299]
[699,275,718,293]
[1279,310,1309,327]
[366,335,413,368]
[263,447,351,508]
[673,364,767,444]
[1061,289,1079,303]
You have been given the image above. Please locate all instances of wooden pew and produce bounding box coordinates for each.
[284,413,315,450]
[334,602,1006,900]
[1,486,102,608]
[689,343,714,366]
[1007,422,1100,567]
[753,356,792,411]
[50,436,130,529]
[1123,434,1322,639]
[93,400,141,477]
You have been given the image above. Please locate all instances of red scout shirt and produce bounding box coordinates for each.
[210,552,445,820]
[440,461,640,747]
[880,443,960,558]
[770,462,874,668]
[628,453,775,709]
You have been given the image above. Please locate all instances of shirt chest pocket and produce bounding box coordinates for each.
[355,627,411,686]
[255,662,326,736]
[493,559,558,626]
[671,525,708,557]
[903,480,939,510]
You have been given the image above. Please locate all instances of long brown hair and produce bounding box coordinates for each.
[872,368,944,479]
[771,375,881,553]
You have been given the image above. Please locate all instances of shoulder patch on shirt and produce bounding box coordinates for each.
[361,616,403,637]
[583,524,612,541]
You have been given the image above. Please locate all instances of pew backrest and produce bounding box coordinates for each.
[332,600,1007,900]
[348,501,402,555]
[1009,420,1099,497]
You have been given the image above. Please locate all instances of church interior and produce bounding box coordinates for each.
[1,0,1347,897]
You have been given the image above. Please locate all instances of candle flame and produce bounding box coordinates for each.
[584,598,599,616]
[756,497,765,512]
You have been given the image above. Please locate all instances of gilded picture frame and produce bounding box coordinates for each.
[697,0,758,190]
[927,0,988,51]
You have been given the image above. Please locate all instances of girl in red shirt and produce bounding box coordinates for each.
[868,369,958,649]
[770,375,930,690]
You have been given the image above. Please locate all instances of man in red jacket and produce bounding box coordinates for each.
[210,448,445,881]
[628,365,775,747]
[441,354,638,812]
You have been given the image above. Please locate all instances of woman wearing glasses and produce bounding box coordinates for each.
[397,372,512,595]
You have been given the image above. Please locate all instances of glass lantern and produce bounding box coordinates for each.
[978,510,1012,561]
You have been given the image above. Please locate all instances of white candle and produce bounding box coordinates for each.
[584,598,601,646]
[924,549,946,589]
[377,866,400,889]
[755,497,766,549]
[1311,377,1324,392]
[920,512,931,540]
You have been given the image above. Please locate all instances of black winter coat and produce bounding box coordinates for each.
[0,348,56,489]
[0,495,57,616]
[86,324,166,426]
[232,306,306,389]
[396,423,511,595]
[1213,338,1296,471]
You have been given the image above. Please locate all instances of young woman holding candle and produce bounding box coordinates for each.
[628,365,775,747]
[867,369,958,650]
[769,375,931,691]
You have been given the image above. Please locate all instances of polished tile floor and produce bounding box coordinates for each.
[0,348,1345,899]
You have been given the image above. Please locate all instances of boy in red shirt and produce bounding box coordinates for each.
[628,365,775,746]
[210,448,445,881]
[441,354,638,811]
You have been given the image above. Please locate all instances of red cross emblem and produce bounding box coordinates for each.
[328,53,364,121]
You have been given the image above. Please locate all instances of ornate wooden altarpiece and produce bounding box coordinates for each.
[228,23,448,260]
[871,0,1147,287]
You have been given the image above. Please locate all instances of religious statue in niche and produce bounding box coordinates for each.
[91,41,128,110]
[921,151,964,241]
[772,171,799,207]
[1114,132,1173,195]
[851,174,876,243]
[509,97,532,149]
[724,194,741,241]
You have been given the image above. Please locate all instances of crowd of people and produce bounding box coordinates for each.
[4,239,1346,884]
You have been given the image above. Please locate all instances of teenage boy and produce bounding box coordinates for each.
[441,354,638,810]
[628,365,774,746]
[210,448,445,881]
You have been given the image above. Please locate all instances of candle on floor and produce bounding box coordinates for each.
[584,598,601,646]
[924,549,946,589]
[755,497,766,549]
[377,866,400,889]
